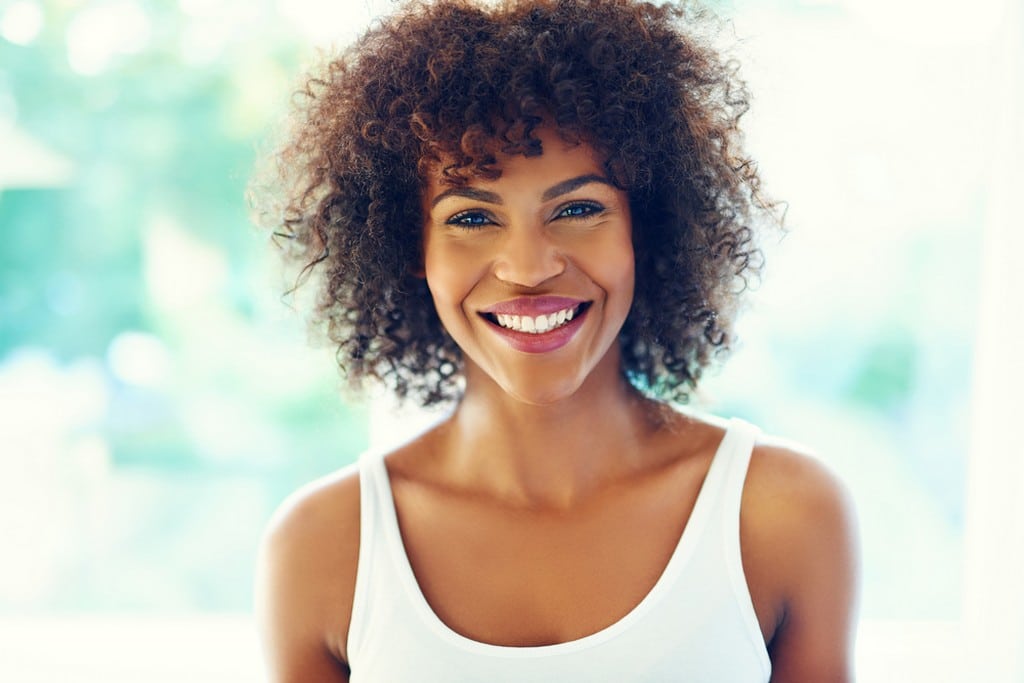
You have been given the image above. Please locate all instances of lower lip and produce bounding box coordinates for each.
[484,309,588,354]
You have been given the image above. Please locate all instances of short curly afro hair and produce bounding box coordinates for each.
[255,0,779,406]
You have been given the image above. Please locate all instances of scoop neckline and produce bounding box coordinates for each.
[367,417,742,658]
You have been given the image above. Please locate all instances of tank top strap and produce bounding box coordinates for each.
[347,449,389,661]
[719,417,761,517]
[708,417,767,667]
[688,417,760,529]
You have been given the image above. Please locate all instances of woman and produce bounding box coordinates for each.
[254,0,859,681]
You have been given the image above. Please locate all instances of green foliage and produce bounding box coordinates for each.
[846,335,917,410]
[0,0,366,612]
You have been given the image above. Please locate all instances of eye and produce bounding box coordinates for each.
[445,210,495,228]
[555,201,604,220]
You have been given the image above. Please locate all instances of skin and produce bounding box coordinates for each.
[256,130,860,683]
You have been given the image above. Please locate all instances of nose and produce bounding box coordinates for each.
[491,223,567,288]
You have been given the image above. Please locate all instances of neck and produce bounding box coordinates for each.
[434,359,666,509]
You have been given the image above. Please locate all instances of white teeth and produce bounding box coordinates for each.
[491,306,580,334]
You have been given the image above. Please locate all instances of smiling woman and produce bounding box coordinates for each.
[251,1,858,682]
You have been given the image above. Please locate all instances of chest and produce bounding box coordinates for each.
[390,466,709,647]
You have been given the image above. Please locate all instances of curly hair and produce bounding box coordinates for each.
[253,0,779,406]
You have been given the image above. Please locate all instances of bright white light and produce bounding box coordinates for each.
[0,351,108,605]
[107,331,172,388]
[0,352,109,435]
[142,214,229,312]
[177,0,218,17]
[182,394,285,462]
[274,0,375,46]
[69,434,113,480]
[845,0,1002,46]
[179,19,229,66]
[0,1,43,46]
[66,1,152,76]
[0,120,74,189]
[176,0,248,65]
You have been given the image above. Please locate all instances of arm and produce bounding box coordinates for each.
[747,445,861,683]
[255,472,362,683]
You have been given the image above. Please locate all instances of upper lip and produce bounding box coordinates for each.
[480,296,588,317]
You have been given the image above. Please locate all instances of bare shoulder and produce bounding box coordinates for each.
[743,436,859,576]
[255,464,362,682]
[262,463,363,559]
[742,434,861,683]
[746,436,857,531]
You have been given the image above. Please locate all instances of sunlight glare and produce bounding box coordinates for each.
[107,331,172,389]
[142,215,229,312]
[0,1,43,46]
[66,1,151,76]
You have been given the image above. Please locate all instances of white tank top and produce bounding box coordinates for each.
[348,417,771,682]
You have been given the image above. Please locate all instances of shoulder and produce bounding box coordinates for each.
[262,462,363,557]
[744,435,858,556]
[742,433,860,681]
[256,462,363,676]
[667,411,857,561]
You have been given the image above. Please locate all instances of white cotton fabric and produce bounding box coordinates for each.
[347,417,771,682]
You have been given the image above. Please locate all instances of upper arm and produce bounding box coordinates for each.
[255,470,362,683]
[746,444,861,683]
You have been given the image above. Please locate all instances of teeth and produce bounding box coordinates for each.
[492,306,580,334]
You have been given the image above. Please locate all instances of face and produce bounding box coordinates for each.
[421,128,635,406]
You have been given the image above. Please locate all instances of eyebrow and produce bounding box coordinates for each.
[430,186,502,208]
[541,174,614,201]
[430,173,615,208]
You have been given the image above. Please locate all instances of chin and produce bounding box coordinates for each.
[495,372,590,407]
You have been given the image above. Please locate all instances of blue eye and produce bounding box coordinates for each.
[556,202,604,219]
[446,211,493,228]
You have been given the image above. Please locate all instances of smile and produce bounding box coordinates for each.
[492,305,579,334]
[478,299,592,353]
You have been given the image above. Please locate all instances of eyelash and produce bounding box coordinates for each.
[445,201,606,228]
[556,201,604,219]
[446,211,494,227]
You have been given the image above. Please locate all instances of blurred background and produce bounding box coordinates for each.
[0,0,1020,680]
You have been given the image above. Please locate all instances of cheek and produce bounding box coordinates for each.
[613,257,636,313]
[423,258,456,313]
[591,232,636,307]
[423,240,480,321]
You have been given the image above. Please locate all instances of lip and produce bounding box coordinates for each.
[480,296,588,317]
[479,303,590,354]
